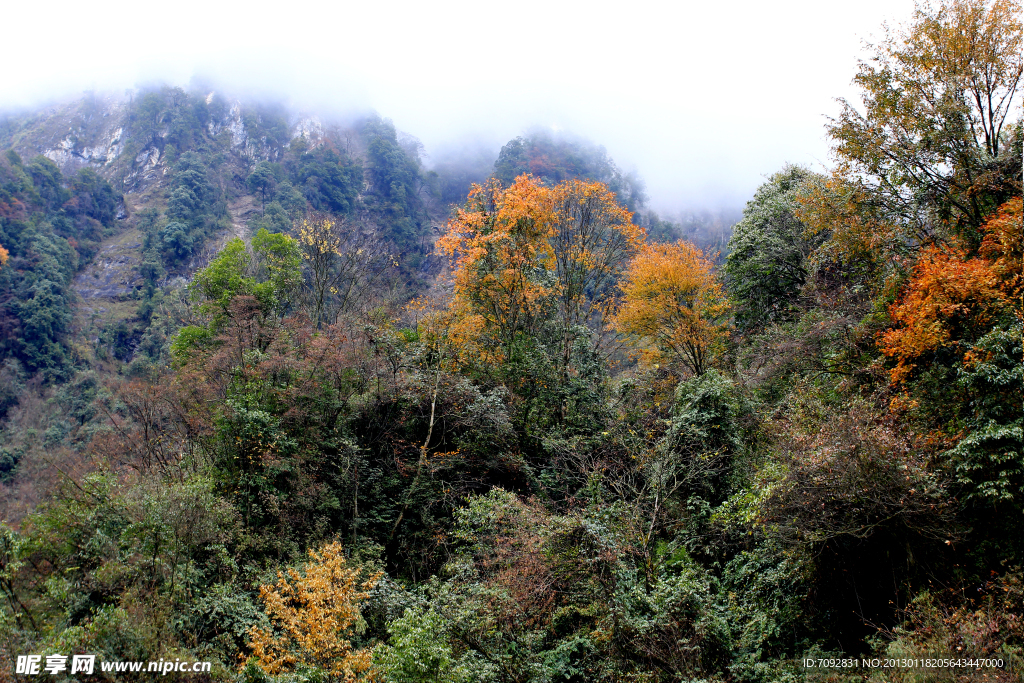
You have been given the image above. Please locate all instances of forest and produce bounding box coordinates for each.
[0,0,1021,681]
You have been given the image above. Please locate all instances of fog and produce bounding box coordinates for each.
[2,0,916,213]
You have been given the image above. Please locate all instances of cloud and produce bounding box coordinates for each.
[0,0,917,212]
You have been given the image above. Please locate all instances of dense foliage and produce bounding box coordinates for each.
[0,1,1021,681]
[0,151,120,383]
[493,132,648,214]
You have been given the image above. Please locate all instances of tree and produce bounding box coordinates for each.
[252,227,303,315]
[877,196,1023,510]
[388,290,471,539]
[247,162,276,215]
[362,116,428,255]
[944,323,1024,505]
[374,607,477,683]
[247,541,380,681]
[549,179,646,368]
[296,212,397,329]
[828,0,1022,243]
[909,0,1022,158]
[160,221,193,262]
[438,175,559,365]
[189,238,253,325]
[250,201,291,234]
[611,241,730,376]
[438,174,643,368]
[725,165,821,332]
[17,279,72,375]
[177,230,300,356]
[294,148,361,215]
[879,196,1021,382]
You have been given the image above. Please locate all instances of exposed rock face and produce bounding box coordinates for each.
[228,103,247,148]
[124,144,166,189]
[23,97,130,176]
[73,230,144,300]
[207,102,287,162]
[134,146,159,168]
[293,115,325,146]
[43,125,125,169]
[11,92,345,191]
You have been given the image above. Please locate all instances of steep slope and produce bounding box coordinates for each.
[0,88,441,526]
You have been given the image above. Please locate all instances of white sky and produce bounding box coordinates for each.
[1,0,917,213]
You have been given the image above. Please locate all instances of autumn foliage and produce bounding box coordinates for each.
[438,175,558,362]
[438,175,731,379]
[438,174,645,365]
[547,178,646,336]
[247,541,381,681]
[879,197,1022,382]
[2,3,1020,679]
[978,195,1023,301]
[611,241,730,376]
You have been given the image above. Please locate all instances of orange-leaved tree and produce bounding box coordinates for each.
[549,179,646,367]
[438,174,644,368]
[978,196,1023,301]
[611,241,730,376]
[247,541,381,681]
[438,175,557,365]
[879,197,1022,383]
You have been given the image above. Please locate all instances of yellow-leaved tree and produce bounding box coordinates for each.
[824,0,1022,246]
[247,541,381,681]
[438,175,558,365]
[296,212,399,328]
[549,179,646,368]
[611,241,730,376]
[438,174,644,368]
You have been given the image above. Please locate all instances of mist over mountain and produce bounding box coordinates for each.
[0,84,733,432]
[0,1,1020,680]
[1,0,922,216]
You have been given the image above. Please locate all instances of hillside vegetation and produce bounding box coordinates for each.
[0,1,1021,681]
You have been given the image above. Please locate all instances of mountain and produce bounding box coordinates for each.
[21,71,1020,683]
